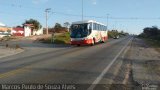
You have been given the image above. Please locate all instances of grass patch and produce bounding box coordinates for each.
[143,38,160,47]
[138,37,160,52]
[41,32,70,44]
[0,36,11,41]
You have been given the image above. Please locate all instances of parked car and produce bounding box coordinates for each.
[113,35,119,39]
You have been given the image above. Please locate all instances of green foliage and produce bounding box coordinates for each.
[23,19,42,30]
[42,32,70,44]
[1,36,11,41]
[16,26,22,28]
[54,23,62,29]
[139,26,160,48]
[53,23,68,33]
[108,30,118,38]
[63,22,70,28]
[139,26,160,41]
[108,30,128,38]
[142,38,160,49]
[53,32,70,44]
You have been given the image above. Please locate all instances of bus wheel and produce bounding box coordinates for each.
[91,38,95,46]
[101,38,106,43]
[101,40,105,43]
[77,44,80,46]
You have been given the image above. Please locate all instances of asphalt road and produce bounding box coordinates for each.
[0,36,133,90]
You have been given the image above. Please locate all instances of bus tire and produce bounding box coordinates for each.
[101,39,105,43]
[91,38,96,46]
[77,44,80,46]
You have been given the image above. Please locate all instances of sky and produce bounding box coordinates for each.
[0,0,160,34]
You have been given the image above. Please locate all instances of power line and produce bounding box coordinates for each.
[1,3,160,21]
[8,3,156,20]
[50,11,160,20]
[54,12,160,20]
[1,9,160,21]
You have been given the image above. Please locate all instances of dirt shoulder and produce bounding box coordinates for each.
[127,38,160,89]
[0,46,24,59]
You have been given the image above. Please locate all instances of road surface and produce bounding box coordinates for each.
[0,36,133,90]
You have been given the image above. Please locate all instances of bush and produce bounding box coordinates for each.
[140,26,160,41]
[53,32,70,44]
[41,32,70,44]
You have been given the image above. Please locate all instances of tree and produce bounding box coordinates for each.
[16,25,23,28]
[54,23,62,29]
[108,30,119,38]
[53,23,68,33]
[141,26,160,40]
[64,22,70,28]
[23,19,42,30]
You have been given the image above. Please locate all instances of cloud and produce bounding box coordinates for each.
[92,0,97,5]
[32,0,49,4]
[0,22,6,26]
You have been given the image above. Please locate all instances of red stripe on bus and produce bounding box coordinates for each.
[71,36,108,45]
[71,39,93,45]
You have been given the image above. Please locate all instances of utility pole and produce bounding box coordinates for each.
[45,8,51,35]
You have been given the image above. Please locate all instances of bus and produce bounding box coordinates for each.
[70,20,108,46]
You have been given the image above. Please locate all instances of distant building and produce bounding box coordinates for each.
[11,24,43,37]
[0,24,11,38]
[11,27,24,36]
[0,22,43,37]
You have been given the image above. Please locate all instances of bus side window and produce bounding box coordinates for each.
[95,24,97,30]
[93,23,96,30]
[98,24,99,30]
[103,26,104,31]
[101,25,103,31]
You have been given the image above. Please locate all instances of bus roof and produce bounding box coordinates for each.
[72,20,106,26]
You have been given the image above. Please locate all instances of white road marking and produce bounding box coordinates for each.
[87,38,133,90]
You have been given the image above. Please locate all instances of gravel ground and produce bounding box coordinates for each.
[110,38,160,90]
[127,38,160,89]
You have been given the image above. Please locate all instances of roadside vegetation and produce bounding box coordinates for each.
[23,19,42,30]
[0,36,20,41]
[108,30,129,38]
[138,26,160,47]
[0,36,11,41]
[41,32,70,44]
[40,23,70,44]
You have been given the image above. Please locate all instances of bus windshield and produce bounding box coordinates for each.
[70,23,91,38]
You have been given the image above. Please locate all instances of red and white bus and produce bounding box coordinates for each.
[70,20,108,46]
